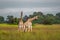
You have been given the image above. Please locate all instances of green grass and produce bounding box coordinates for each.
[0,24,17,28]
[0,24,60,40]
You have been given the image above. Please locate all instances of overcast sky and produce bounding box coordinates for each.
[0,0,60,18]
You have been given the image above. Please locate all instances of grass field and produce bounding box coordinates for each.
[0,24,60,40]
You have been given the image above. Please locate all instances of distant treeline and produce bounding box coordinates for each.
[0,12,60,24]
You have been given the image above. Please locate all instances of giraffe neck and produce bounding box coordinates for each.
[28,17,36,22]
[19,11,23,22]
[20,19,23,22]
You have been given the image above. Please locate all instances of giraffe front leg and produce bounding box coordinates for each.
[18,26,20,32]
[23,25,26,32]
[27,26,30,32]
[30,26,32,32]
[18,25,23,32]
[28,26,32,32]
[28,28,30,32]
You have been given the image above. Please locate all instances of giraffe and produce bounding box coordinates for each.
[18,11,24,31]
[23,16,38,32]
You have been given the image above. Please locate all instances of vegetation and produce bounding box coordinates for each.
[0,12,60,24]
[0,12,60,40]
[0,16,4,23]
[6,15,19,24]
[0,24,60,40]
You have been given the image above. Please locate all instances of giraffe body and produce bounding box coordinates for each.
[18,11,24,31]
[23,19,32,32]
[23,16,38,32]
[18,20,24,31]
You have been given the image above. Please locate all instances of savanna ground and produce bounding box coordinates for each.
[0,24,60,40]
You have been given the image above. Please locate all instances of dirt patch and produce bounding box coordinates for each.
[0,27,60,31]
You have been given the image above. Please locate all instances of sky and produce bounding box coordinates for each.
[0,0,60,18]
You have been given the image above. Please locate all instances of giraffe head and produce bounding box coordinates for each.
[34,16,38,19]
[30,16,38,21]
[28,16,38,22]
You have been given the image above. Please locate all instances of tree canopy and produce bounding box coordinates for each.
[0,12,60,24]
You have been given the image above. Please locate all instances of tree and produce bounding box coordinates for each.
[56,12,60,20]
[43,14,55,24]
[56,12,60,17]
[14,17,19,24]
[0,16,4,23]
[6,15,14,24]
[55,12,60,24]
[33,12,43,17]
[29,15,33,18]
[29,12,44,24]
